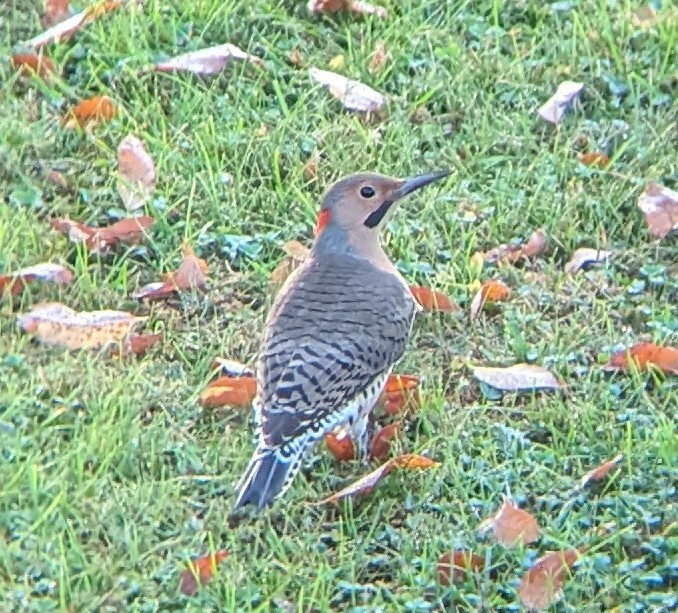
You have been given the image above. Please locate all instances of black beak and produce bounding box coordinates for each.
[391,169,451,199]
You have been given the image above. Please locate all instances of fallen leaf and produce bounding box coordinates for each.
[481,228,548,265]
[537,81,584,124]
[309,67,386,113]
[472,363,562,394]
[631,5,658,27]
[45,169,71,190]
[269,240,310,293]
[368,423,400,461]
[380,374,421,416]
[469,279,511,320]
[179,550,228,596]
[18,302,146,350]
[199,376,257,409]
[117,134,155,211]
[409,286,458,312]
[564,247,612,273]
[437,550,485,585]
[51,216,154,255]
[303,149,320,180]
[479,499,540,547]
[288,48,304,67]
[604,343,678,375]
[26,0,121,49]
[309,453,438,505]
[110,333,162,357]
[369,40,388,73]
[63,95,117,129]
[579,151,610,168]
[10,52,57,79]
[580,454,623,487]
[518,549,581,611]
[211,358,254,378]
[637,182,678,239]
[325,432,356,461]
[44,0,73,26]
[0,262,73,297]
[154,43,263,75]
[307,0,388,18]
[133,243,208,300]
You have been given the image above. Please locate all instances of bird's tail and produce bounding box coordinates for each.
[232,446,303,512]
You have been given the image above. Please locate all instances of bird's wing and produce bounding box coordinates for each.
[255,254,416,448]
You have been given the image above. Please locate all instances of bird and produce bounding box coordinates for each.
[232,169,450,511]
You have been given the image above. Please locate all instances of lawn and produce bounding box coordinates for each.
[1,0,677,611]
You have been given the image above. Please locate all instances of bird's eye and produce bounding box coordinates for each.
[360,186,376,198]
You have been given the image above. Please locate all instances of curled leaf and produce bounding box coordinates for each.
[117,134,155,211]
[564,247,612,273]
[637,182,678,239]
[51,216,154,255]
[380,374,421,416]
[368,422,400,461]
[580,454,623,487]
[604,343,678,376]
[154,43,263,75]
[479,499,539,547]
[537,81,584,124]
[309,67,386,113]
[199,376,257,409]
[409,285,458,312]
[469,279,510,320]
[481,228,548,265]
[325,432,356,461]
[63,95,117,129]
[437,550,484,585]
[179,550,229,596]
[18,302,146,350]
[518,549,582,611]
[0,262,72,297]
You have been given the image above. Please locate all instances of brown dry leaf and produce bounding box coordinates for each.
[564,247,612,273]
[580,454,623,487]
[579,151,610,168]
[409,285,458,312]
[133,243,208,300]
[307,0,388,18]
[211,357,254,378]
[472,363,562,394]
[380,374,421,416]
[309,453,438,505]
[325,433,356,461]
[469,279,511,320]
[179,550,229,597]
[303,149,320,180]
[369,40,388,73]
[10,52,57,80]
[288,48,304,67]
[637,182,678,239]
[479,499,540,547]
[154,44,263,75]
[45,0,73,26]
[110,333,162,357]
[63,95,117,129]
[518,549,582,611]
[26,0,121,49]
[18,302,146,350]
[117,134,155,211]
[604,342,678,375]
[537,81,584,124]
[481,228,548,264]
[437,550,485,585]
[269,241,310,293]
[0,262,73,297]
[631,5,658,27]
[368,423,400,461]
[51,216,154,255]
[199,376,257,409]
[309,67,386,113]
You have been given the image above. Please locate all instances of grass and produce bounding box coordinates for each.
[1,0,677,610]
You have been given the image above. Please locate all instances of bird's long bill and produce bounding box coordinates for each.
[392,169,450,199]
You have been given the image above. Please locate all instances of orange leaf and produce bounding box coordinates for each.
[51,216,154,255]
[380,374,421,416]
[579,151,610,168]
[133,243,208,300]
[469,279,510,321]
[11,52,57,79]
[518,549,582,611]
[179,550,228,596]
[409,285,458,312]
[124,333,162,356]
[605,342,678,375]
[368,40,388,73]
[44,0,73,26]
[199,376,257,409]
[310,453,438,505]
[325,433,356,461]
[63,95,117,129]
[307,0,388,18]
[637,182,678,239]
[0,262,72,297]
[479,499,539,547]
[580,454,623,487]
[368,423,400,461]
[437,550,484,585]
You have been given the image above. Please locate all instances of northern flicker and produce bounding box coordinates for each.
[232,170,449,511]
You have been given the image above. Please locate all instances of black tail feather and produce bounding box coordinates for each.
[232,450,294,511]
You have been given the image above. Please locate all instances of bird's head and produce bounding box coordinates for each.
[315,170,450,237]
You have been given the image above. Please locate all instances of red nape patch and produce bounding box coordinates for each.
[315,209,331,236]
